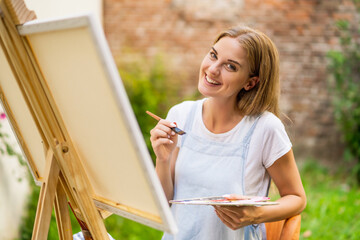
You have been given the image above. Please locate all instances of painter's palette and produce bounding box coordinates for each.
[169,196,278,206]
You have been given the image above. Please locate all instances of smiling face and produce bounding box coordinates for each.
[198,37,254,103]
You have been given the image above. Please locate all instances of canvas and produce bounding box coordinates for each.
[0,12,177,234]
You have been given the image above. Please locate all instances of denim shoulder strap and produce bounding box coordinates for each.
[242,115,261,146]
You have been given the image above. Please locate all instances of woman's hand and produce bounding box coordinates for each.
[213,194,262,230]
[150,119,178,162]
[214,204,261,230]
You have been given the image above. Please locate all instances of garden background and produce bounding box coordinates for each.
[0,0,359,239]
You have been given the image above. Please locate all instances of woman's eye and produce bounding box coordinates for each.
[225,63,237,71]
[209,52,217,59]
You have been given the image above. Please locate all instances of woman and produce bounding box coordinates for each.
[150,26,306,240]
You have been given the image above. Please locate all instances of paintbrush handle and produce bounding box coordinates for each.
[146,110,186,135]
[146,110,162,121]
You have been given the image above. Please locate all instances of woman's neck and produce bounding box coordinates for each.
[202,98,244,134]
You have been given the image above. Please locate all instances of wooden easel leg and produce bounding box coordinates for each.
[55,143,110,239]
[31,149,60,240]
[55,177,72,240]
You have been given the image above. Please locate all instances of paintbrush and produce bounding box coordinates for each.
[146,110,186,135]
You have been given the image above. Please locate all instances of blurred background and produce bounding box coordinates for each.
[0,0,359,239]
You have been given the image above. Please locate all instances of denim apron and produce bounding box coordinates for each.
[163,101,262,240]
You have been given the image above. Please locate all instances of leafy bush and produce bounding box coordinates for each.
[119,54,186,162]
[0,113,26,170]
[327,0,360,182]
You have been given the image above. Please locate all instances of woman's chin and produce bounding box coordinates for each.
[198,82,218,97]
[198,84,210,97]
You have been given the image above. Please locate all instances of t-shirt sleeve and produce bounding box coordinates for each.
[260,114,292,168]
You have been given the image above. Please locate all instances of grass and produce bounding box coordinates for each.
[104,215,162,240]
[298,160,360,239]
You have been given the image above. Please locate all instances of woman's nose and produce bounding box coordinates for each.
[208,62,220,76]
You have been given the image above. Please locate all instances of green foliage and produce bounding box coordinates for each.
[327,0,360,182]
[119,54,185,162]
[0,120,26,168]
[298,160,360,239]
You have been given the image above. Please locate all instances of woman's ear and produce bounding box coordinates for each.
[244,76,259,91]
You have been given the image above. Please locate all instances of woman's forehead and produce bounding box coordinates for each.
[213,37,248,62]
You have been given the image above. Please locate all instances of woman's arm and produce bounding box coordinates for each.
[258,149,306,221]
[156,147,179,202]
[214,149,306,230]
[150,119,179,202]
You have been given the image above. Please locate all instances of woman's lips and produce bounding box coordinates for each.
[205,75,221,85]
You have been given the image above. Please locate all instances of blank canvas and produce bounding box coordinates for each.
[0,13,177,233]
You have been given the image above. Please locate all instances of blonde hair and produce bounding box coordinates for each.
[214,26,280,117]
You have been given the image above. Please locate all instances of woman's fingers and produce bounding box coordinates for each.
[150,128,171,140]
[149,119,178,162]
[159,119,176,129]
[214,207,239,230]
[150,120,176,139]
[152,137,174,148]
[216,206,242,221]
[214,205,259,230]
[157,123,176,136]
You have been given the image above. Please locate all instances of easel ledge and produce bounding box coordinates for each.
[0,0,111,239]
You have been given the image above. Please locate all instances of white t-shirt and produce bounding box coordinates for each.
[166,98,292,197]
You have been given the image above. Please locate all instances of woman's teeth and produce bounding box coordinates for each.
[206,76,220,85]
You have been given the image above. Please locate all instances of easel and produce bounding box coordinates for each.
[0,0,111,239]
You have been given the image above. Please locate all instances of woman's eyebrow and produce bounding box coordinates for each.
[228,59,242,68]
[211,47,218,55]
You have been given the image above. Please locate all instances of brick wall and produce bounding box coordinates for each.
[104,0,359,164]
